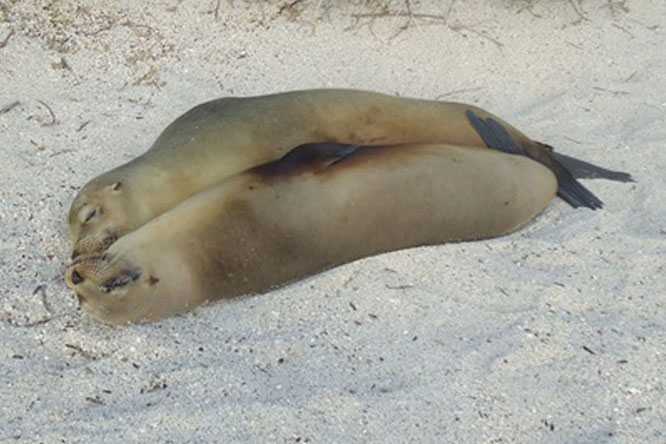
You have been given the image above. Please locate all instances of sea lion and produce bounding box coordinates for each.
[66,141,559,325]
[69,89,626,259]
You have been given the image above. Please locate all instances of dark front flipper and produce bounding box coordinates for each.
[465,110,631,210]
[251,142,365,177]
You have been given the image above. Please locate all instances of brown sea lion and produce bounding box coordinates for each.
[69,89,629,259]
[66,142,559,324]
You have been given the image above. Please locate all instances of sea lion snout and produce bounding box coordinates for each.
[71,228,119,259]
[65,253,110,289]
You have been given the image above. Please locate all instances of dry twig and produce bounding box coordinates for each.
[0,101,20,115]
[36,100,57,126]
[0,29,13,49]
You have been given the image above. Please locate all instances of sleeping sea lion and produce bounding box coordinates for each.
[66,141,559,324]
[68,89,629,259]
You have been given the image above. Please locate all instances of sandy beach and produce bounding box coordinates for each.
[1,1,664,442]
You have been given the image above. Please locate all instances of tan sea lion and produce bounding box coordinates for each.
[66,142,559,324]
[69,89,624,259]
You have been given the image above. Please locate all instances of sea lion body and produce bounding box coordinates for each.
[67,143,557,324]
[68,89,537,258]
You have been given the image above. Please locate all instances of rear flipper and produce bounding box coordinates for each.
[466,110,632,210]
[551,150,633,182]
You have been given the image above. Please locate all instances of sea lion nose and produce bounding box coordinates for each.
[71,270,84,285]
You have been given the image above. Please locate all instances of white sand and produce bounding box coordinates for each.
[1,1,664,442]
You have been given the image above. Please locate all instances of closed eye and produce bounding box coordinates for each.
[83,208,98,223]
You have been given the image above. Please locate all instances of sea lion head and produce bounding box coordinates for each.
[68,178,131,259]
[65,235,201,325]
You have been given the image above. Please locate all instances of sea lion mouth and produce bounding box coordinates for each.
[68,252,108,268]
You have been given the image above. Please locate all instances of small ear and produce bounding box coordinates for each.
[107,182,122,191]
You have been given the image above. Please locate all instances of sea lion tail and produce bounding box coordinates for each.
[465,110,632,210]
